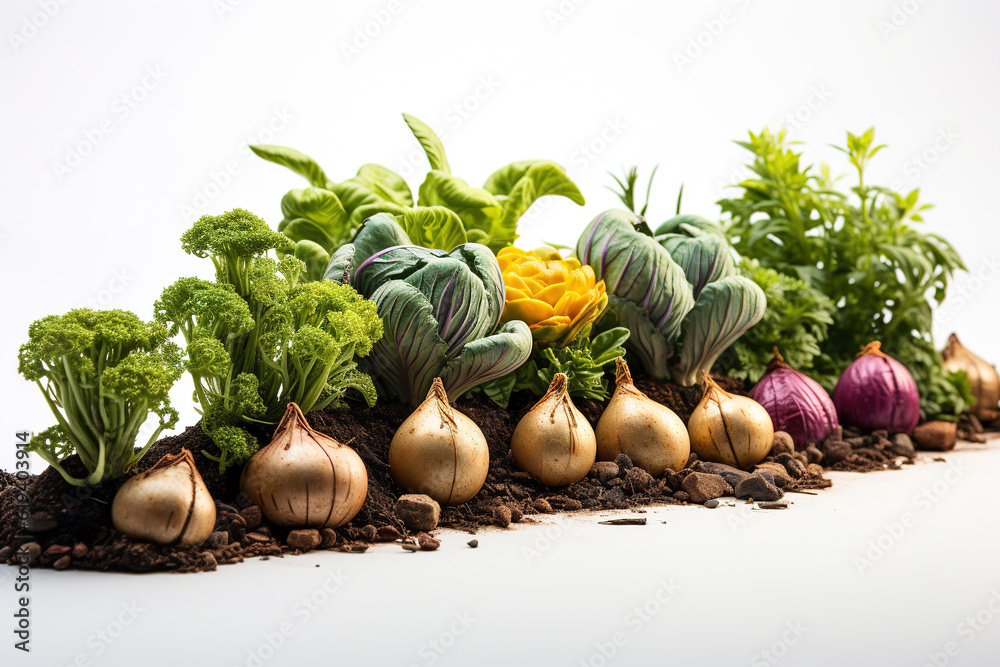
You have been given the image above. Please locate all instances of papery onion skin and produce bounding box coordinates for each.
[389,378,489,505]
[112,448,216,547]
[511,373,597,487]
[751,348,838,449]
[241,403,368,529]
[688,375,774,469]
[833,341,919,434]
[942,333,1000,422]
[596,358,690,476]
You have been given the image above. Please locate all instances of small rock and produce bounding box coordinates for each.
[239,506,262,531]
[613,453,634,471]
[590,461,620,484]
[493,505,512,528]
[735,473,783,501]
[531,498,553,514]
[360,525,378,542]
[26,512,58,533]
[673,491,691,502]
[770,431,795,456]
[401,541,420,552]
[821,442,850,466]
[416,533,440,551]
[509,507,524,523]
[71,542,88,559]
[320,528,339,549]
[681,472,733,504]
[754,462,792,488]
[256,525,272,537]
[286,529,322,551]
[394,494,441,532]
[376,526,403,542]
[53,555,71,570]
[704,499,720,509]
[200,552,218,571]
[43,544,71,557]
[890,433,916,457]
[0,546,12,562]
[245,532,271,543]
[467,539,479,548]
[227,520,246,543]
[804,445,823,465]
[806,463,825,477]
[693,461,750,488]
[872,429,889,440]
[340,544,369,553]
[625,467,654,493]
[205,531,229,549]
[912,422,958,451]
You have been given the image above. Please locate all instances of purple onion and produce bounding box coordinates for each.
[833,341,920,434]
[751,348,838,449]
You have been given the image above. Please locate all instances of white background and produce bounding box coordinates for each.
[2,1,999,665]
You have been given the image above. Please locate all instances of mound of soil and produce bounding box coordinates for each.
[0,374,858,574]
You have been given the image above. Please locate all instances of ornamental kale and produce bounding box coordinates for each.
[18,309,183,486]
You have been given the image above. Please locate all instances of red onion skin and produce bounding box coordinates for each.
[752,367,838,450]
[833,344,920,434]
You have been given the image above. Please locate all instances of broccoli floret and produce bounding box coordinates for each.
[155,277,254,343]
[18,309,184,486]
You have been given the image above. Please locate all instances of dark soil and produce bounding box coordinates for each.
[0,373,960,574]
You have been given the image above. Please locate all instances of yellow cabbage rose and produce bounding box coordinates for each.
[498,246,608,347]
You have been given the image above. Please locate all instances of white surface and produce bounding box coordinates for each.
[5,443,1000,667]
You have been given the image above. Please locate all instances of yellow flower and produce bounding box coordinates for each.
[498,246,608,347]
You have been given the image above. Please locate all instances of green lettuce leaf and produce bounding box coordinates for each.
[249,145,328,188]
[403,113,451,174]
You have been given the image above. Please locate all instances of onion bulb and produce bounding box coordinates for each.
[596,358,690,476]
[511,373,597,486]
[689,374,774,469]
[389,378,489,505]
[942,333,1000,422]
[241,402,368,528]
[112,448,216,547]
[833,341,919,434]
[751,347,838,449]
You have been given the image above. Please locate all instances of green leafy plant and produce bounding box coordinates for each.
[18,309,183,486]
[719,259,836,384]
[576,207,765,385]
[482,326,629,408]
[720,127,969,419]
[252,114,586,278]
[326,214,533,406]
[157,209,382,471]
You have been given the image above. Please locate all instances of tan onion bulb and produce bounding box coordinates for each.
[942,333,1000,422]
[596,358,690,476]
[510,373,597,487]
[688,374,774,469]
[240,402,368,528]
[389,378,489,505]
[111,448,216,547]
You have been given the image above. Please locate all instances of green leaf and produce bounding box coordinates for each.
[403,113,451,173]
[672,275,766,385]
[417,170,502,241]
[590,326,630,365]
[399,206,468,251]
[441,320,533,401]
[658,233,737,300]
[250,145,328,188]
[355,164,413,207]
[293,240,332,283]
[481,161,585,251]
